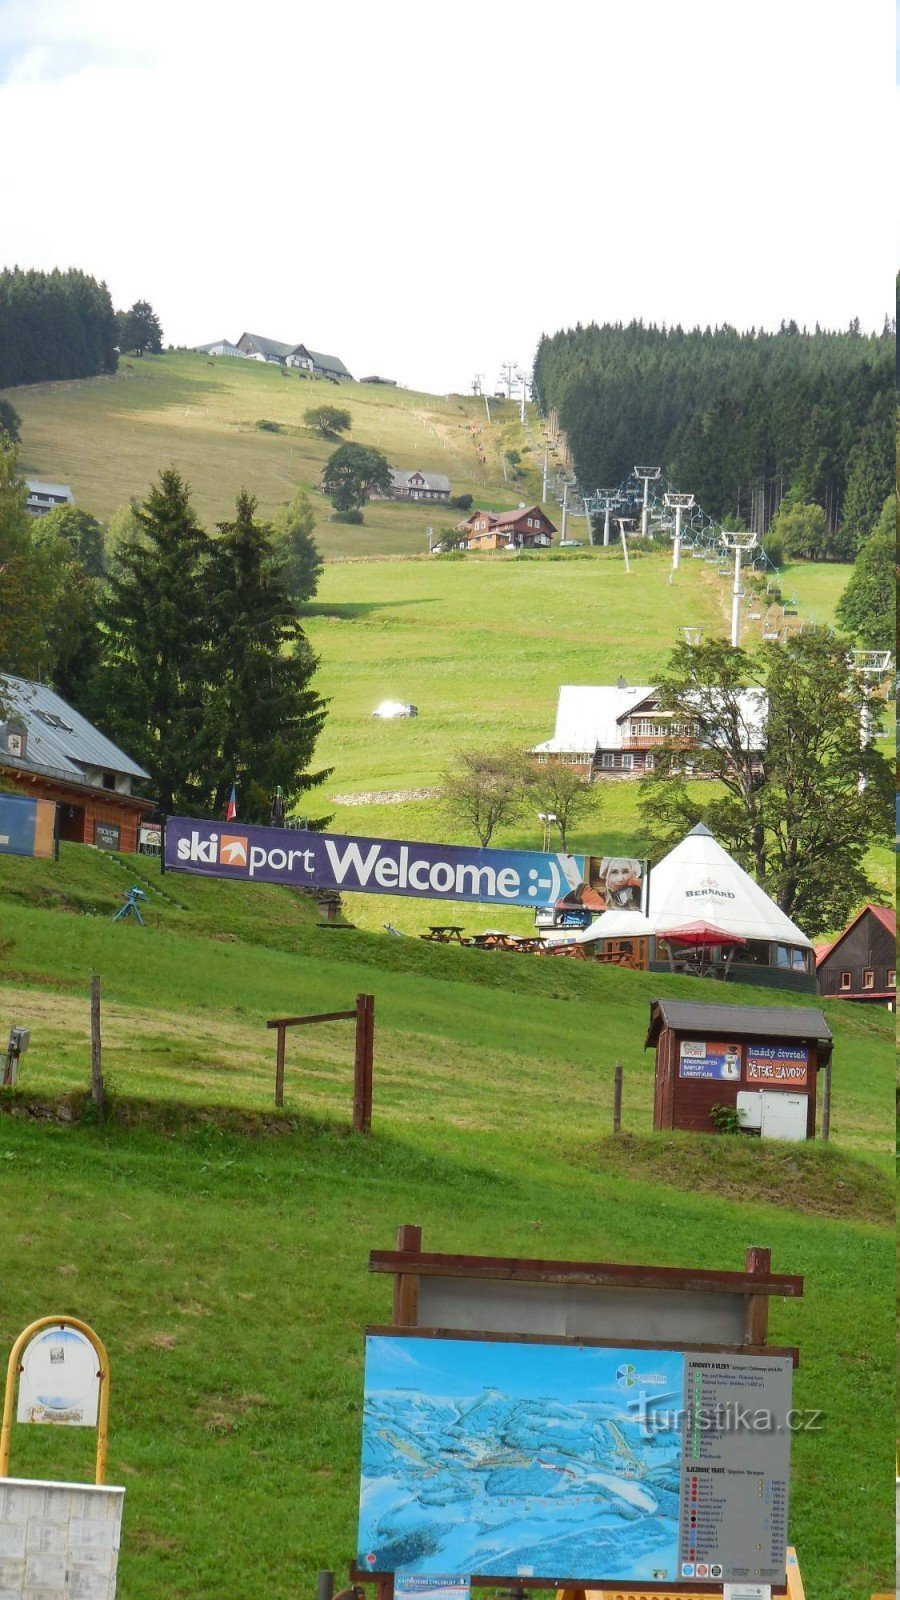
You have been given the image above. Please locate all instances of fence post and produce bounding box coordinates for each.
[274,1024,286,1108]
[820,1056,832,1142]
[353,994,367,1133]
[743,1244,771,1347]
[612,1062,623,1133]
[361,994,375,1134]
[90,973,104,1123]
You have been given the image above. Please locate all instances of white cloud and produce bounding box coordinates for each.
[2,0,895,393]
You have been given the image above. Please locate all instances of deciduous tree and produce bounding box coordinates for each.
[835,500,896,651]
[525,758,595,850]
[304,405,351,440]
[322,443,392,517]
[639,632,892,936]
[116,300,163,356]
[441,747,526,848]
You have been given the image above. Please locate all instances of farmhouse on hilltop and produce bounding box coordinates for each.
[0,675,153,853]
[235,332,295,362]
[286,345,353,380]
[373,469,451,503]
[532,682,766,779]
[459,505,556,551]
[194,339,248,359]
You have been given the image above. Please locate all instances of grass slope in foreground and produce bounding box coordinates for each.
[0,848,893,1600]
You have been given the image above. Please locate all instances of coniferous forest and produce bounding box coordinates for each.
[533,320,894,555]
[0,266,119,387]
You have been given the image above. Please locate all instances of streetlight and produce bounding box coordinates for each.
[537,811,558,852]
[719,531,758,647]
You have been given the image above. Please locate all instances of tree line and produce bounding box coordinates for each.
[0,267,163,387]
[0,448,327,823]
[533,319,894,557]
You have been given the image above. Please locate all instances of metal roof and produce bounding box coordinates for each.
[0,675,149,782]
[389,469,451,493]
[645,998,833,1047]
[532,684,655,755]
[194,340,247,357]
[25,481,74,500]
[237,332,295,358]
[291,346,352,377]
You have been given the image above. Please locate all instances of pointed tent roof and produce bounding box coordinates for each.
[646,824,813,950]
[543,908,654,946]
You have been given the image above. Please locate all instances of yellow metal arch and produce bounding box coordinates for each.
[0,1314,110,1484]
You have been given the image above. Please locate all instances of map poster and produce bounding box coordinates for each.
[745,1045,809,1088]
[357,1335,792,1588]
[679,1040,742,1081]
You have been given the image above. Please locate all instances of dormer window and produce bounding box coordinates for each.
[37,710,73,733]
[2,718,27,759]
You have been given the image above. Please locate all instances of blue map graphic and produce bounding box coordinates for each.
[357,1337,685,1584]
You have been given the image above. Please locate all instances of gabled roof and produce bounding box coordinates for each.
[491,505,555,530]
[237,332,294,358]
[0,675,149,782]
[532,684,655,756]
[647,823,813,949]
[194,339,247,357]
[289,345,352,377]
[25,480,74,500]
[389,469,451,493]
[645,997,832,1048]
[814,904,897,967]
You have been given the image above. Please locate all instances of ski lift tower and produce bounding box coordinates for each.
[680,626,703,646]
[634,466,661,539]
[664,491,695,570]
[719,531,758,648]
[616,517,636,574]
[848,649,893,786]
[595,492,618,547]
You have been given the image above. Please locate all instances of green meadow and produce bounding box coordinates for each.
[4,352,545,555]
[0,848,894,1600]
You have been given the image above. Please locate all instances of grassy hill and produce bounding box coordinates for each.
[4,352,549,556]
[0,845,894,1600]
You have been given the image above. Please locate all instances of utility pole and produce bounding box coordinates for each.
[664,490,695,571]
[719,531,757,648]
[634,465,661,540]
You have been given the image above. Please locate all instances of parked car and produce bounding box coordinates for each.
[372,700,418,718]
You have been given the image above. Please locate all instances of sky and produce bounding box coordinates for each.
[1,0,895,395]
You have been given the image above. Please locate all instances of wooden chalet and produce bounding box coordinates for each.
[0,675,153,854]
[458,505,556,551]
[25,481,74,518]
[815,905,896,1008]
[532,682,766,780]
[376,469,451,503]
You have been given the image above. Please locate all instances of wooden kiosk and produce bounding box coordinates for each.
[647,998,833,1141]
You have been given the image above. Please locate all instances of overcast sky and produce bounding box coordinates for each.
[1,0,895,395]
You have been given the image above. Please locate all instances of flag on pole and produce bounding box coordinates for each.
[225,785,238,821]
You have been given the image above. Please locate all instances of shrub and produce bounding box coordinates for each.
[448,493,474,511]
[331,509,364,525]
[256,419,283,433]
[709,1103,743,1135]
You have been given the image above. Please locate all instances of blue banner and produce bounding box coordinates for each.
[164,816,618,908]
[0,794,58,859]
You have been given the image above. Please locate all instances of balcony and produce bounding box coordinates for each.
[621,731,695,751]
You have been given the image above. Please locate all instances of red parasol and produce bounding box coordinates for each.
[658,921,746,947]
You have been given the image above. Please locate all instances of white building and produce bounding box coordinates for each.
[532,682,766,780]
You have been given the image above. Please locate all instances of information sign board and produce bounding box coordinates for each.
[357,1334,791,1587]
[745,1045,809,1089]
[16,1327,100,1427]
[0,795,57,860]
[0,1478,123,1599]
[679,1040,742,1080]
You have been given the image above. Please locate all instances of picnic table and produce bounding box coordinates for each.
[421,925,466,944]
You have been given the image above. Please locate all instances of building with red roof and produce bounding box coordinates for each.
[815,904,896,1009]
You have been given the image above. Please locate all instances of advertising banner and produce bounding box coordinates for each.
[165,816,648,910]
[357,1333,791,1586]
[745,1045,809,1088]
[0,794,58,860]
[679,1040,742,1081]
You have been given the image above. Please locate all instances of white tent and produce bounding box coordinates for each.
[646,823,812,951]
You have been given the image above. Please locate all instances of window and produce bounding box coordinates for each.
[888,970,896,988]
[862,969,875,989]
[839,971,852,990]
[621,753,633,771]
[644,753,655,771]
[774,945,808,972]
[600,753,614,769]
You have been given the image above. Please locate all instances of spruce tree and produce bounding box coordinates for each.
[208,492,329,823]
[93,468,217,815]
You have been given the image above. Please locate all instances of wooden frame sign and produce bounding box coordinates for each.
[353,1227,803,1597]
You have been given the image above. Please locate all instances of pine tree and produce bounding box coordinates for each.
[92,468,218,815]
[207,492,329,823]
[835,499,897,650]
[0,445,57,678]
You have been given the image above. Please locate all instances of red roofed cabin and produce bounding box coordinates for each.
[815,905,896,1009]
[458,505,556,551]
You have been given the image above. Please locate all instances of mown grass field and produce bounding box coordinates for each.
[3,352,546,555]
[0,848,894,1600]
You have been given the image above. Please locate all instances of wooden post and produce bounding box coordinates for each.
[392,1222,421,1326]
[743,1244,771,1347]
[353,994,367,1133]
[274,1024,286,1108]
[90,973,104,1122]
[820,1056,832,1142]
[612,1062,623,1133]
[361,994,375,1134]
